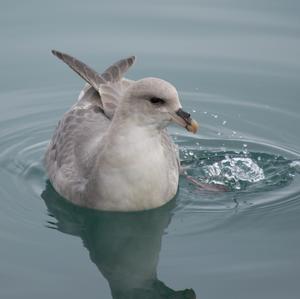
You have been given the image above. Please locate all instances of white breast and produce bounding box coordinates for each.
[89,128,179,211]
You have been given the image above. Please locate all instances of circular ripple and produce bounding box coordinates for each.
[0,89,74,228]
[174,135,300,214]
[1,88,300,235]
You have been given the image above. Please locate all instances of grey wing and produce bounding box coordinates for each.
[51,50,135,119]
[51,50,106,91]
[101,56,135,82]
[52,50,135,89]
[44,96,110,205]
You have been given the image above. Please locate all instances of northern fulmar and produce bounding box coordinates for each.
[44,50,199,211]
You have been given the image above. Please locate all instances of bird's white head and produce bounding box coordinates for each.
[120,77,199,133]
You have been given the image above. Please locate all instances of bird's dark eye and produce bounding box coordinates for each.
[150,97,165,105]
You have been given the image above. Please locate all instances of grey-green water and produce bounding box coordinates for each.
[1,1,300,298]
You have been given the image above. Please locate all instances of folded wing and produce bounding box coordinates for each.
[52,50,135,119]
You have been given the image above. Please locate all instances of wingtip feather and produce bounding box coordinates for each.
[51,49,63,59]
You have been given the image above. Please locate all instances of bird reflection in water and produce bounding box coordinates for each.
[41,181,196,299]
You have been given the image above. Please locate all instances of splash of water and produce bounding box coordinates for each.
[199,156,265,190]
[180,140,299,193]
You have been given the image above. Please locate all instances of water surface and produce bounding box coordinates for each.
[1,1,300,298]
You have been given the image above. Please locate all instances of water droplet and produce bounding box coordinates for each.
[222,120,227,125]
[290,160,300,173]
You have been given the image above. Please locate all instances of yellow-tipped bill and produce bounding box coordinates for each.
[170,108,199,134]
[186,119,199,133]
